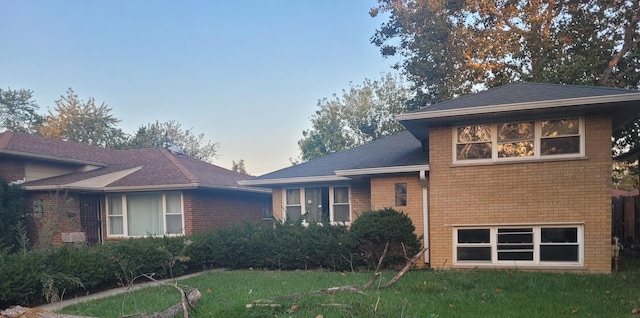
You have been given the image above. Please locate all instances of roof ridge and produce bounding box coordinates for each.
[159,148,200,184]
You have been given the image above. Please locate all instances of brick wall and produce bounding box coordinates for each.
[0,157,25,182]
[428,114,612,272]
[25,191,82,247]
[185,189,270,234]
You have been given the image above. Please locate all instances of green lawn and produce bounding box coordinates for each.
[59,261,640,317]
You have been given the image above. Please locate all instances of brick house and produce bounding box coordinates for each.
[240,83,640,273]
[0,132,271,246]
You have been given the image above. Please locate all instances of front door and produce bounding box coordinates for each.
[80,194,101,245]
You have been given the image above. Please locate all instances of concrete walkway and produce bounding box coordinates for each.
[37,271,213,313]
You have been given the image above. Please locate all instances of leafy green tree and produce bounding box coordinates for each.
[371,0,640,105]
[124,120,219,162]
[37,88,126,148]
[0,87,42,133]
[0,178,27,253]
[298,73,410,161]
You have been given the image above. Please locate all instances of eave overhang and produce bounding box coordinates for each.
[335,164,430,177]
[398,93,640,141]
[238,175,352,187]
[24,183,270,194]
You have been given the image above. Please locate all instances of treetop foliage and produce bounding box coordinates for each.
[371,0,640,106]
[0,87,219,162]
[0,87,42,134]
[298,73,410,161]
[38,88,126,149]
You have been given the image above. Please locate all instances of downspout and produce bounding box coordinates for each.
[420,170,429,264]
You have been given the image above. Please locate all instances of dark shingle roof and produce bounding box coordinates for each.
[0,131,267,193]
[248,131,427,182]
[410,82,639,113]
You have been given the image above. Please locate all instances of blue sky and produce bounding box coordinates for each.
[0,1,399,174]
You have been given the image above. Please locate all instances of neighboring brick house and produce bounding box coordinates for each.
[0,132,271,246]
[240,83,640,273]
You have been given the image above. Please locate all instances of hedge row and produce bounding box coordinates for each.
[0,209,420,308]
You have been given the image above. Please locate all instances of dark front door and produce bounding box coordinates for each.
[80,194,101,245]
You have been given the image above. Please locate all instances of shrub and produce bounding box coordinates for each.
[0,178,27,253]
[347,208,422,268]
[103,236,188,285]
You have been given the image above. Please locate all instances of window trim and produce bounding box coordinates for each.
[283,186,351,225]
[452,224,584,267]
[106,191,185,238]
[453,117,585,164]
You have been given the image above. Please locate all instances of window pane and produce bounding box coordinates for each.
[305,187,329,223]
[457,126,491,142]
[395,183,407,206]
[166,214,182,234]
[334,187,349,204]
[541,136,580,155]
[286,189,300,205]
[109,216,123,235]
[498,233,533,244]
[498,141,534,158]
[108,196,122,215]
[498,251,533,261]
[541,228,577,243]
[333,205,350,222]
[127,193,163,236]
[540,245,579,262]
[457,247,491,261]
[457,143,492,160]
[286,206,302,222]
[541,119,579,137]
[497,122,534,141]
[166,192,182,214]
[458,229,490,243]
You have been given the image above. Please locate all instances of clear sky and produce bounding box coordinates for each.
[0,1,399,175]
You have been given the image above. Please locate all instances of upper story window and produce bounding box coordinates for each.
[284,186,351,225]
[454,117,584,163]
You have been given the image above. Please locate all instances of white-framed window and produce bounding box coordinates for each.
[454,117,584,163]
[106,191,184,237]
[283,186,351,224]
[453,224,583,266]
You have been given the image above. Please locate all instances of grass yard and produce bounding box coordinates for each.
[57,259,640,318]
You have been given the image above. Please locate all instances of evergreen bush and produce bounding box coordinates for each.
[347,208,422,268]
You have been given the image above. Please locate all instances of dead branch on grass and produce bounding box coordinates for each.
[363,240,390,290]
[383,247,428,288]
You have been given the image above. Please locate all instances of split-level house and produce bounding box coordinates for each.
[0,131,271,246]
[240,83,640,273]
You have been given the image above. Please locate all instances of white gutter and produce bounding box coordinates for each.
[420,170,429,263]
[238,175,352,186]
[335,164,430,177]
[396,93,640,121]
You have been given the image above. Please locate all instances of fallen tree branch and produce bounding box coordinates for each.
[0,306,94,318]
[383,247,428,288]
[363,240,389,290]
